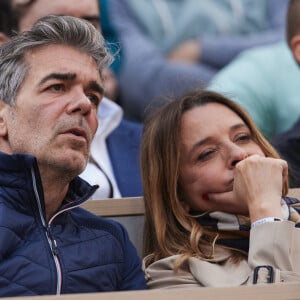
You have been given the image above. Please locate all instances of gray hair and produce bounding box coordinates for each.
[0,15,113,105]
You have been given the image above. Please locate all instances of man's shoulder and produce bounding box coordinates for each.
[209,42,291,95]
[237,42,290,64]
[219,42,288,76]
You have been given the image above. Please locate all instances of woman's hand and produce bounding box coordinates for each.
[233,155,288,222]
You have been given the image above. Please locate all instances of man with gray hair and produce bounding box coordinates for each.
[0,15,146,296]
[10,0,143,199]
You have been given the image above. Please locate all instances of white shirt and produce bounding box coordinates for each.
[80,97,123,199]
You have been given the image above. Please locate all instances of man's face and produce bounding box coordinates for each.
[19,0,100,31]
[4,44,103,177]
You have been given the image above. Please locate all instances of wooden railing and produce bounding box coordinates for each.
[81,196,145,216]
[2,282,300,300]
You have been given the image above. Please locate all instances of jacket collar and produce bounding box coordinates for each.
[0,151,98,216]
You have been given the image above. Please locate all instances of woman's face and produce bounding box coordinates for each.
[179,103,265,213]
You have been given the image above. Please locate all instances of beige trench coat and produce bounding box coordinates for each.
[144,221,300,289]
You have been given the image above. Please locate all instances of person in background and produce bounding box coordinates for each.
[208,40,300,140]
[0,0,17,45]
[12,0,143,199]
[100,0,288,121]
[0,15,146,296]
[209,0,300,187]
[270,0,300,187]
[141,90,300,289]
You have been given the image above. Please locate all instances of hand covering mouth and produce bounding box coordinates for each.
[205,181,234,197]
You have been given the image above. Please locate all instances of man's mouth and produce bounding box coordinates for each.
[62,127,88,142]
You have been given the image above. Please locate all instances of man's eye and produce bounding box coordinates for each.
[87,94,100,106]
[47,84,64,92]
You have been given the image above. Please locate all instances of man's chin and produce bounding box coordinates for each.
[53,153,88,177]
[65,158,87,174]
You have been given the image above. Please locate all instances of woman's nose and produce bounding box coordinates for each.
[228,144,248,168]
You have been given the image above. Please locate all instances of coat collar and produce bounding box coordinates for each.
[0,151,98,217]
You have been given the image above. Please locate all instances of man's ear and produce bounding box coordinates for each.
[0,101,9,137]
[290,34,300,64]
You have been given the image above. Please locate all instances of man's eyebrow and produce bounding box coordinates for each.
[88,80,104,96]
[38,72,76,86]
[38,72,104,95]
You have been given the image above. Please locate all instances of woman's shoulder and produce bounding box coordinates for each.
[144,249,249,289]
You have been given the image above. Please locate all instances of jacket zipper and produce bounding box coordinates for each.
[31,167,62,294]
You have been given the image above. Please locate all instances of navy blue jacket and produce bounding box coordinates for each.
[107,119,143,197]
[0,152,146,297]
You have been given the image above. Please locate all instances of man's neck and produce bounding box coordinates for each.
[44,184,69,222]
[39,166,71,222]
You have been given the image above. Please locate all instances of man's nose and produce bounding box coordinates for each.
[66,90,92,115]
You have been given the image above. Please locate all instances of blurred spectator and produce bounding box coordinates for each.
[100,0,288,121]
[272,119,300,187]
[12,0,143,198]
[271,0,300,187]
[209,41,300,139]
[0,0,17,45]
[209,0,300,187]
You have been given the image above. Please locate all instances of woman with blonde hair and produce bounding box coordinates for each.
[141,90,300,288]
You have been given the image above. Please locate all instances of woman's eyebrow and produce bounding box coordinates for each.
[188,123,248,155]
[230,123,248,131]
[189,136,213,156]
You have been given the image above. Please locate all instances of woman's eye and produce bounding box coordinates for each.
[198,149,215,161]
[235,134,251,142]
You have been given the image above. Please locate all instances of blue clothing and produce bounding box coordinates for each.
[80,98,143,199]
[127,0,287,61]
[271,118,300,187]
[209,42,300,139]
[107,119,143,197]
[0,152,146,297]
[100,0,287,121]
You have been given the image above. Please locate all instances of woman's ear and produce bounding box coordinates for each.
[290,34,300,64]
[0,101,9,137]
